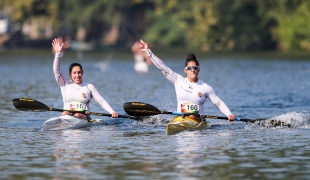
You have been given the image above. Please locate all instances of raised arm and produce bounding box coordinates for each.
[140,39,175,80]
[52,38,67,86]
[52,38,64,53]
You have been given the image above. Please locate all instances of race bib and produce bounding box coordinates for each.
[181,102,199,114]
[69,102,88,112]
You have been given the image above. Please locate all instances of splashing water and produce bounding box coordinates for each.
[246,112,310,129]
[271,112,310,128]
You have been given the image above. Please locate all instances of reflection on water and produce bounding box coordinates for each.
[173,131,233,178]
[52,130,92,179]
[1,49,310,179]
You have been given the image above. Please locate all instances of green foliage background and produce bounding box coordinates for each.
[1,0,310,51]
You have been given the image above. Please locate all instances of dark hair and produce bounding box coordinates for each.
[184,53,199,67]
[69,63,83,73]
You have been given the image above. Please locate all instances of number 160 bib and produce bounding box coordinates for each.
[181,102,199,114]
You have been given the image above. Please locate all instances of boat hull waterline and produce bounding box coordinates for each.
[42,115,105,131]
[166,116,211,135]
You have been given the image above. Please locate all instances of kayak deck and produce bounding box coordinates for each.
[166,116,211,135]
[42,115,105,131]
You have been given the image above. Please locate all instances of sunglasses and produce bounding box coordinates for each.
[185,66,200,71]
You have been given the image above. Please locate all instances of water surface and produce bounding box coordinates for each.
[0,49,310,180]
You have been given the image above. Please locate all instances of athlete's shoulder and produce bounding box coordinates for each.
[197,79,207,85]
[198,79,214,91]
[178,73,185,79]
[80,81,94,88]
[175,73,187,82]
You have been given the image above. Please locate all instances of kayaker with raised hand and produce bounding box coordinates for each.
[52,38,118,120]
[139,39,235,122]
[131,40,152,73]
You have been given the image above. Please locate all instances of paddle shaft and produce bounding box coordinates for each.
[12,98,133,119]
[200,115,267,123]
[126,21,138,41]
[49,108,130,118]
[138,111,263,123]
[123,102,268,122]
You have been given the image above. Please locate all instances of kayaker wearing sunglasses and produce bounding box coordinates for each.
[52,38,118,120]
[139,39,235,121]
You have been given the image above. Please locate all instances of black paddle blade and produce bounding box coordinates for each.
[12,98,50,112]
[123,102,161,116]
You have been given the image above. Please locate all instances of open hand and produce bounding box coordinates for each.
[52,38,64,53]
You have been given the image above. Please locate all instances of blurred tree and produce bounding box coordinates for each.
[57,0,126,43]
[0,0,59,24]
[0,0,145,44]
[0,0,310,51]
[144,0,216,50]
[268,0,310,51]
[208,0,277,51]
[1,0,60,39]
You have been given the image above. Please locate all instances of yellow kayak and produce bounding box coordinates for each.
[166,116,211,135]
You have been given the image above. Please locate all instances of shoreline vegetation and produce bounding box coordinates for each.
[0,1,310,52]
[1,45,309,61]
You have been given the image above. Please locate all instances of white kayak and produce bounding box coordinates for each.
[42,115,105,131]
